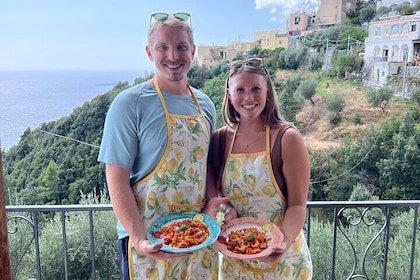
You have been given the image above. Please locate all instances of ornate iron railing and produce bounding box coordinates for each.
[6,201,420,280]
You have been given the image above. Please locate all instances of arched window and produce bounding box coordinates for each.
[392,24,400,34]
[374,27,381,36]
[402,23,409,33]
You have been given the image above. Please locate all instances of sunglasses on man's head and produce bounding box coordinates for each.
[150,12,192,26]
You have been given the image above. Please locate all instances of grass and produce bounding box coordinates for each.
[294,74,415,153]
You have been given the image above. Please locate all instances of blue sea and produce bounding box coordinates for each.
[0,70,145,151]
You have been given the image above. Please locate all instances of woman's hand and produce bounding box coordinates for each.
[257,241,288,263]
[132,239,190,260]
[218,202,238,223]
[203,197,238,222]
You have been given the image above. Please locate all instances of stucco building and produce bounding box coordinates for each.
[195,41,256,68]
[364,12,420,85]
[254,30,289,50]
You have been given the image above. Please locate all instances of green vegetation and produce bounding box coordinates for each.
[3,30,420,205]
[9,191,119,279]
[8,191,420,279]
[3,24,420,279]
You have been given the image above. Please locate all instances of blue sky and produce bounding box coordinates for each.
[0,0,319,71]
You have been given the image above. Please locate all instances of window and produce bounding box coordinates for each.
[294,17,300,24]
[402,23,409,33]
[392,24,400,34]
[402,49,408,61]
[383,49,389,61]
[374,27,381,36]
[411,24,417,31]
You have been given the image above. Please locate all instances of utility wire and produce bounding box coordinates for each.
[309,83,398,185]
[0,117,100,149]
[0,65,400,186]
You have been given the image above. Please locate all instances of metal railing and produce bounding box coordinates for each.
[6,200,420,280]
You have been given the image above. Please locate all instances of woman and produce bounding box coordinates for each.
[207,58,312,279]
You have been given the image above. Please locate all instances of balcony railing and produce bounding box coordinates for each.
[6,200,420,280]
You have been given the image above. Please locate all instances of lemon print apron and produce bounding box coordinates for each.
[128,79,219,280]
[220,126,312,280]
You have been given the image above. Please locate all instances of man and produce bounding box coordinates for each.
[98,13,218,280]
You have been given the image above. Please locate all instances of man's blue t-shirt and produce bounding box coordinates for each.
[97,80,216,238]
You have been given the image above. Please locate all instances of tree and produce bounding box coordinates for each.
[367,87,393,112]
[325,93,345,125]
[332,53,364,79]
[360,5,377,23]
[279,48,308,70]
[396,3,415,15]
[203,72,228,128]
[377,6,392,17]
[411,87,420,105]
[378,114,420,199]
[309,55,323,72]
[297,79,318,105]
[278,90,302,123]
[41,160,65,205]
[187,64,209,89]
[345,9,362,25]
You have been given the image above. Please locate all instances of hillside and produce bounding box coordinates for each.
[2,72,419,206]
[294,76,412,152]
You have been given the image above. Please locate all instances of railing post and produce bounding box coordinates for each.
[0,149,12,280]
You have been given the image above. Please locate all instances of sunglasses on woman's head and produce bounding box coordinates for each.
[229,58,265,70]
[227,58,269,88]
[150,12,192,26]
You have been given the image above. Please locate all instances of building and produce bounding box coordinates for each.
[316,0,356,27]
[254,30,289,50]
[195,0,353,68]
[364,12,420,86]
[287,13,317,48]
[195,41,256,68]
[377,0,417,10]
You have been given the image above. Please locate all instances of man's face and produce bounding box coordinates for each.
[146,25,195,83]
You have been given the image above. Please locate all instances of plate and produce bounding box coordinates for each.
[213,217,283,259]
[147,212,221,253]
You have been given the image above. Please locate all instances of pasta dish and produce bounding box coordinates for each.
[225,227,270,254]
[153,219,209,248]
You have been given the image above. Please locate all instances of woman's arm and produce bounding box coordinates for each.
[279,128,310,251]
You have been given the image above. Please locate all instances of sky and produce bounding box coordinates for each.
[0,0,320,72]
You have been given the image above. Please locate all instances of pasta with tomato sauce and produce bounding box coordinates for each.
[226,227,270,254]
[153,219,209,248]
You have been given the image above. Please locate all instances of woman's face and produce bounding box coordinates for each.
[228,72,268,121]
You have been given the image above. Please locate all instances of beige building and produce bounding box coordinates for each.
[195,41,256,68]
[196,0,355,68]
[254,30,289,50]
[316,0,356,27]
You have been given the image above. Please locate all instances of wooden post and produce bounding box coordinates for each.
[0,149,11,280]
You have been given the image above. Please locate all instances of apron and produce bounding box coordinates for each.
[220,126,312,280]
[128,78,219,280]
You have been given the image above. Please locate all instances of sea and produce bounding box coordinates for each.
[0,70,145,151]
